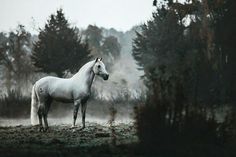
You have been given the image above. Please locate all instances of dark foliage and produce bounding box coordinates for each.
[0,91,137,120]
[83,25,121,70]
[0,90,30,118]
[108,104,117,146]
[31,9,91,77]
[0,25,33,92]
[133,0,236,156]
[84,25,103,51]
[212,0,236,105]
[102,36,121,59]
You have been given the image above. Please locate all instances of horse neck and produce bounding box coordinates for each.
[71,61,95,90]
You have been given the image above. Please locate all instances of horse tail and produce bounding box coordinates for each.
[30,84,38,125]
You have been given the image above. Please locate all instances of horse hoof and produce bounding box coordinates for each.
[43,127,49,132]
[79,126,85,131]
[70,125,76,129]
[38,127,44,132]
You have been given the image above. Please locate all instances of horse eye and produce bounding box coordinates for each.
[98,65,101,68]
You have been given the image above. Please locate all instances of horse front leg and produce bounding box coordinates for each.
[72,99,80,128]
[81,102,87,130]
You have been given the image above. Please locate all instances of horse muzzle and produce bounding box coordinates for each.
[103,74,109,80]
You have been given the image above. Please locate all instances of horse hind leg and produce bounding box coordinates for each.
[38,104,44,132]
[42,97,52,132]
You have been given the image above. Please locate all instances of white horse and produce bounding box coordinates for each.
[30,58,109,131]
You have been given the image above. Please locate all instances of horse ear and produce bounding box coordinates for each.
[95,58,99,62]
[100,58,102,61]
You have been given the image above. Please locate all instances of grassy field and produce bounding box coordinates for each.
[0,121,139,157]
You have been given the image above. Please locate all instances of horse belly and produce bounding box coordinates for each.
[48,83,74,103]
[50,90,73,102]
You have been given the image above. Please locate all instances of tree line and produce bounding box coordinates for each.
[0,9,121,94]
[133,0,236,156]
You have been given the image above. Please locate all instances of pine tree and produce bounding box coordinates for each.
[31,9,91,77]
[132,1,226,150]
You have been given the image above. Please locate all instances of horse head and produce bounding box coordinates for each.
[93,58,109,80]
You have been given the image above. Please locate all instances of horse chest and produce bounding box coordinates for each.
[72,87,90,100]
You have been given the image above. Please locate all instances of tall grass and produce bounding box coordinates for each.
[108,102,117,145]
[134,96,236,157]
[0,89,140,120]
[0,90,31,118]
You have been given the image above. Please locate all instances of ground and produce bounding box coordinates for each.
[0,121,138,157]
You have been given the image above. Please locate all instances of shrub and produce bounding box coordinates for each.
[134,100,236,157]
[0,90,31,118]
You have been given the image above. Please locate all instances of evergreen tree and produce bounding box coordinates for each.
[31,9,91,77]
[133,1,236,153]
[213,0,236,105]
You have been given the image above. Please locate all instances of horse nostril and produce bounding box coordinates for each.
[103,74,109,80]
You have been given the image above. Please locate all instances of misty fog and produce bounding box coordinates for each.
[0,25,145,126]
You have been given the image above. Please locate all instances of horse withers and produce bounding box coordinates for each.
[30,58,109,131]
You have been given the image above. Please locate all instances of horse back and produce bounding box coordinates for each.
[35,76,73,101]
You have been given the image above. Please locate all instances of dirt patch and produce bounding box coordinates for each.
[0,122,138,157]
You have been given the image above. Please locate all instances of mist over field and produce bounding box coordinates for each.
[93,27,145,99]
[0,26,144,98]
[0,24,144,127]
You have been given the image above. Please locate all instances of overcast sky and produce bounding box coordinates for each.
[0,0,155,34]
